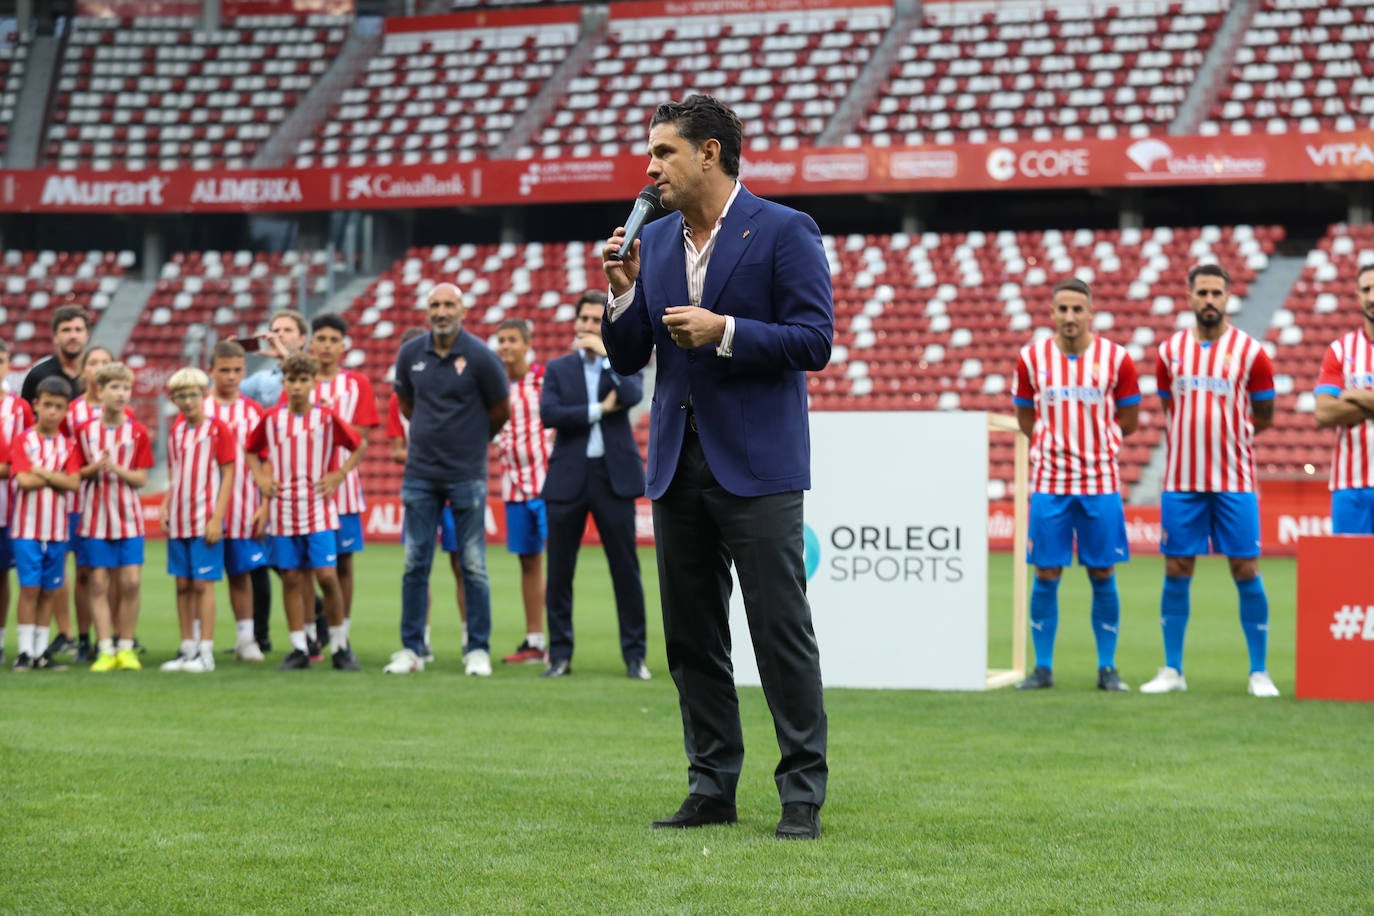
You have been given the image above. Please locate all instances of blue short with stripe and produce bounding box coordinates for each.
[1331,487,1374,535]
[335,513,364,555]
[505,499,547,556]
[167,536,225,581]
[270,531,337,571]
[225,537,269,576]
[84,536,145,569]
[14,538,65,590]
[1160,490,1261,558]
[1027,492,1129,569]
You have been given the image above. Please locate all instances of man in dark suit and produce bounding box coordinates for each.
[539,291,650,681]
[601,95,832,840]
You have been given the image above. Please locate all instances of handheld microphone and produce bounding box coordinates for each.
[609,184,666,262]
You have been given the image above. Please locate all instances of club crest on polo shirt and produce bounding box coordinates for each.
[455,357,468,376]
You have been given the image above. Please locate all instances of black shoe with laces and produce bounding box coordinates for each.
[1097,666,1130,692]
[47,634,75,657]
[33,652,69,671]
[1017,665,1055,690]
[276,649,311,671]
[331,645,361,671]
[12,652,33,672]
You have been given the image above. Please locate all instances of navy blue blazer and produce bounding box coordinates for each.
[539,350,646,501]
[602,184,834,499]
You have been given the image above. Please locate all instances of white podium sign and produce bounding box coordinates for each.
[728,411,990,690]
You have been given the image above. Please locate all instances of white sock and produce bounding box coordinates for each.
[98,638,115,655]
[289,630,307,653]
[180,639,196,658]
[329,632,346,653]
[236,619,254,642]
[117,638,134,652]
[304,622,317,642]
[17,624,35,657]
[527,632,546,650]
[192,619,201,641]
[461,625,468,646]
[0,626,6,651]
[424,624,431,645]
[199,640,214,659]
[34,626,50,656]
[337,618,350,644]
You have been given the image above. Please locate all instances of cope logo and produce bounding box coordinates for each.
[987,147,1091,182]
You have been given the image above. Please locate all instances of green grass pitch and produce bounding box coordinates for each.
[2,544,1370,912]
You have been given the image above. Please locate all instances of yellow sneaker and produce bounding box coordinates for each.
[89,652,119,672]
[114,648,142,671]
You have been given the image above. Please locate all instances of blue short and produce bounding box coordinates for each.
[68,511,83,558]
[1028,492,1129,569]
[336,513,364,556]
[84,536,145,569]
[270,531,337,571]
[13,538,65,590]
[225,537,268,576]
[1161,491,1262,559]
[167,536,225,581]
[1331,488,1374,535]
[505,499,547,555]
[0,527,12,571]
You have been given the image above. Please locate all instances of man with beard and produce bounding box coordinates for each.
[385,282,509,677]
[1143,263,1279,698]
[1314,264,1374,532]
[21,306,89,407]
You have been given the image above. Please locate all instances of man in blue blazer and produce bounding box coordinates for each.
[601,95,832,840]
[539,291,649,680]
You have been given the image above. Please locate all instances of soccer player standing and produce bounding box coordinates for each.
[1013,278,1139,691]
[1314,264,1374,532]
[1143,263,1280,698]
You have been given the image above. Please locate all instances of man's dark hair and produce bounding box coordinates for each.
[1357,263,1374,285]
[400,327,426,345]
[575,290,608,319]
[0,340,8,355]
[311,313,348,336]
[51,304,90,334]
[1052,277,1092,300]
[281,352,319,378]
[651,94,743,180]
[497,318,531,342]
[36,375,73,402]
[1188,263,1231,289]
[81,344,113,369]
[211,340,246,362]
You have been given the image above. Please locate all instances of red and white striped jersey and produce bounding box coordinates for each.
[1156,326,1275,493]
[166,416,237,539]
[1014,336,1140,495]
[498,364,550,502]
[61,394,100,516]
[1316,327,1374,490]
[245,405,361,536]
[307,371,378,516]
[202,395,265,538]
[8,428,82,541]
[0,393,35,526]
[386,390,408,440]
[74,417,154,539]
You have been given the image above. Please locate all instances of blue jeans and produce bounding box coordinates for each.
[401,476,490,655]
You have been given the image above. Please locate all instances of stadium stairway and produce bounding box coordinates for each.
[92,276,157,357]
[3,31,58,169]
[815,2,922,148]
[252,24,381,169]
[1170,0,1261,135]
[1233,252,1307,338]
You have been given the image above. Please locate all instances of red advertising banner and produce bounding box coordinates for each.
[1295,536,1374,702]
[610,0,870,19]
[77,0,353,16]
[4,132,1371,215]
[384,6,582,32]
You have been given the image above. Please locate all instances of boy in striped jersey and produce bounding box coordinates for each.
[246,352,361,671]
[305,314,377,656]
[1013,278,1140,691]
[75,363,154,672]
[1315,264,1374,531]
[495,318,550,664]
[9,377,82,670]
[161,368,236,673]
[1144,263,1279,698]
[205,341,268,661]
[0,341,36,664]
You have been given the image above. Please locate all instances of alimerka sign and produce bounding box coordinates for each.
[4,131,1370,214]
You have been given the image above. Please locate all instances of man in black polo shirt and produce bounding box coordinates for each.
[20,305,89,406]
[387,282,509,676]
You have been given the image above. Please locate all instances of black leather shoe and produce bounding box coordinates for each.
[1017,665,1055,690]
[651,794,737,829]
[540,658,571,678]
[626,659,651,680]
[775,802,821,839]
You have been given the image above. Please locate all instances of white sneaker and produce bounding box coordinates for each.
[1140,666,1188,694]
[1248,671,1280,698]
[463,648,492,677]
[160,653,190,672]
[235,639,265,662]
[383,649,424,674]
[181,651,215,673]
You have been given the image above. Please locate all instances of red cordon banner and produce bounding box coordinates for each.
[4,131,1371,215]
